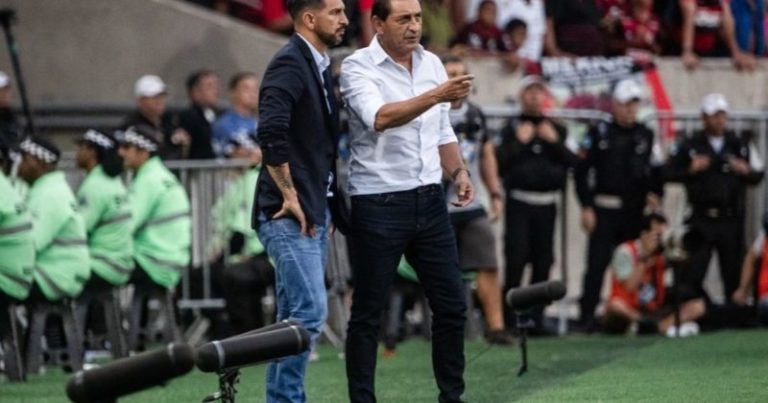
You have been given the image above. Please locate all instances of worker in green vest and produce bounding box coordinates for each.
[74,130,133,356]
[76,129,133,287]
[0,138,33,381]
[0,139,34,303]
[117,125,191,290]
[208,134,273,333]
[17,137,91,301]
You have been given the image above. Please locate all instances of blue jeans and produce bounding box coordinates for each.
[346,184,466,403]
[732,0,765,55]
[257,212,329,403]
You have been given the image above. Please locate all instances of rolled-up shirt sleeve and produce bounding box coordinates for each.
[258,54,305,166]
[438,103,457,146]
[340,56,386,132]
[435,65,457,146]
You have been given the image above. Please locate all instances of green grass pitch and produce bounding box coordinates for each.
[3,330,767,402]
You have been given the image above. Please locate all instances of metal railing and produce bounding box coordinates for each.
[48,106,768,315]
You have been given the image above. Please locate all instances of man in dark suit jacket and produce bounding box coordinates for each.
[252,0,348,401]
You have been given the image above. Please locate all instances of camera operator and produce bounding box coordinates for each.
[603,213,707,336]
[732,213,768,325]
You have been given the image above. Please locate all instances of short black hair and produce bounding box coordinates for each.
[286,0,327,20]
[185,69,217,93]
[641,213,667,233]
[478,0,496,11]
[372,0,392,21]
[505,18,527,33]
[441,55,464,66]
[228,72,258,91]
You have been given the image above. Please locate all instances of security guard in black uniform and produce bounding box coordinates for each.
[665,93,764,300]
[497,75,577,330]
[575,79,663,328]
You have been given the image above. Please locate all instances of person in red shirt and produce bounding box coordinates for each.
[603,213,707,336]
[671,0,756,70]
[227,0,293,35]
[607,0,662,57]
[451,0,507,54]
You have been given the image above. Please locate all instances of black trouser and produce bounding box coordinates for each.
[0,292,24,354]
[503,198,556,328]
[685,213,744,300]
[346,185,466,403]
[78,275,115,335]
[220,255,274,334]
[580,206,644,322]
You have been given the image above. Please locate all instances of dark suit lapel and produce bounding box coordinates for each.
[291,34,338,138]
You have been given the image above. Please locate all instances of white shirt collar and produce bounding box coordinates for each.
[297,33,331,73]
[368,34,425,66]
[709,135,725,153]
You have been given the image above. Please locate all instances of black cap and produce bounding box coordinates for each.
[19,136,61,164]
[78,129,117,151]
[118,124,161,152]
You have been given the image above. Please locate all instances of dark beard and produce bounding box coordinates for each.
[317,29,342,47]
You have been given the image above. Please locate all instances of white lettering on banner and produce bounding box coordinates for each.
[541,57,636,85]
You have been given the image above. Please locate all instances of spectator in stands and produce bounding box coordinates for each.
[607,0,663,57]
[598,0,628,17]
[501,19,530,70]
[17,137,91,302]
[359,0,374,45]
[732,214,768,324]
[730,0,765,55]
[500,0,547,61]
[451,0,507,54]
[224,0,293,35]
[120,75,185,160]
[208,135,273,334]
[118,125,191,296]
[497,76,577,334]
[75,130,134,291]
[664,93,764,303]
[212,72,259,158]
[464,0,547,54]
[603,213,707,336]
[176,70,221,160]
[442,56,513,345]
[575,79,664,331]
[0,71,21,148]
[545,0,607,56]
[340,0,375,47]
[422,0,455,52]
[666,0,757,70]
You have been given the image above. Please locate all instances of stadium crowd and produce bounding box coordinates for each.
[2,0,768,385]
[190,0,767,70]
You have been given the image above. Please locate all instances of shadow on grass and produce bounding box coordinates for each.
[463,335,659,402]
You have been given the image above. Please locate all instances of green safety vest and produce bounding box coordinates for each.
[209,167,264,263]
[27,171,91,301]
[77,165,134,285]
[130,157,191,289]
[0,172,34,300]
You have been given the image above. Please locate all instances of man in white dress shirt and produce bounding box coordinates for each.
[340,0,475,402]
